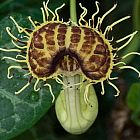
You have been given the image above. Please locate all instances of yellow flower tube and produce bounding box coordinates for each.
[55,75,98,134]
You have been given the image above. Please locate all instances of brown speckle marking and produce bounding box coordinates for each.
[30,49,45,59]
[45,29,54,36]
[35,67,51,77]
[77,28,111,80]
[80,43,92,54]
[28,22,112,81]
[97,36,104,44]
[57,34,65,41]
[58,41,65,46]
[71,26,81,34]
[83,27,93,36]
[71,34,81,43]
[44,23,59,31]
[58,24,67,34]
[33,33,44,49]
[94,44,106,54]
[36,57,49,67]
[57,24,67,47]
[29,58,37,70]
[46,40,55,45]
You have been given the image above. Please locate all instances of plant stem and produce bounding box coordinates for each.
[133,0,140,30]
[70,0,77,23]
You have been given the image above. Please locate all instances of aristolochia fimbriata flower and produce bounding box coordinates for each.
[0,0,140,135]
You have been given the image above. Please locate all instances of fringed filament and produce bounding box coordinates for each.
[55,3,65,21]
[15,82,30,94]
[97,4,117,29]
[43,1,49,21]
[54,76,67,86]
[83,83,93,104]
[34,79,40,91]
[43,0,56,21]
[95,17,101,30]
[2,56,26,63]
[34,21,41,26]
[57,74,63,78]
[11,40,27,49]
[16,54,26,59]
[113,61,126,66]
[122,52,140,59]
[116,31,138,51]
[119,66,140,77]
[91,1,100,29]
[6,27,20,41]
[101,81,105,95]
[107,80,120,96]
[7,66,22,79]
[44,83,55,103]
[42,0,65,23]
[108,76,118,80]
[10,16,30,36]
[104,16,130,36]
[79,3,88,26]
[108,36,114,42]
[41,7,46,23]
[28,16,36,28]
[0,48,21,52]
[6,27,27,45]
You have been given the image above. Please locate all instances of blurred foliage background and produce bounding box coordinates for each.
[0,0,140,140]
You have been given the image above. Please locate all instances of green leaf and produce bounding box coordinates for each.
[126,83,140,111]
[0,87,59,140]
[0,60,61,140]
